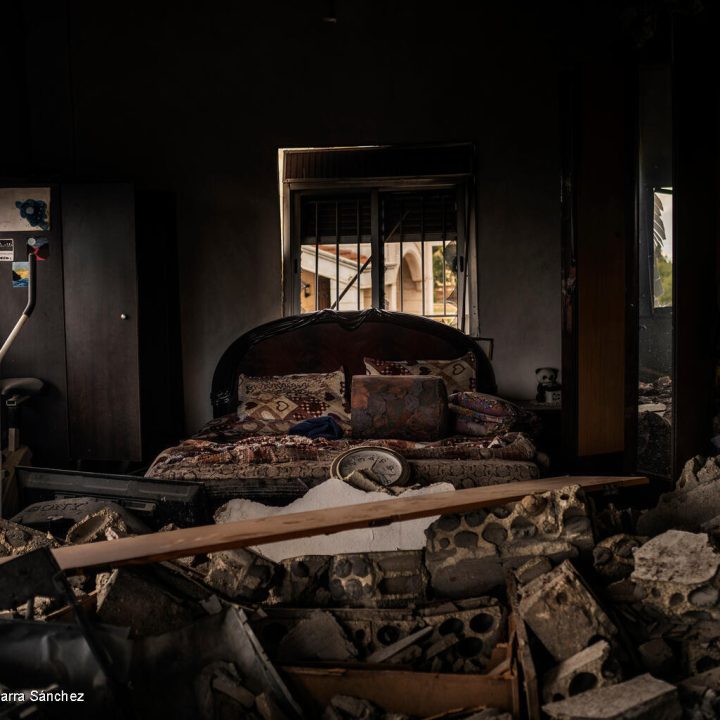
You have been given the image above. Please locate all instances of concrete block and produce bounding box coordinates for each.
[274,555,332,606]
[426,485,593,597]
[328,550,427,608]
[515,556,552,585]
[65,508,133,544]
[638,638,675,675]
[277,610,357,663]
[631,530,720,622]
[518,560,617,662]
[542,673,681,720]
[593,534,645,583]
[204,548,279,603]
[0,519,57,557]
[638,458,720,535]
[95,568,203,636]
[542,640,621,704]
[682,621,720,676]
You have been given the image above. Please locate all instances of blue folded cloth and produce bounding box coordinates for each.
[288,415,344,439]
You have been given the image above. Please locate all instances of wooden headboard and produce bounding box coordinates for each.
[210,309,496,417]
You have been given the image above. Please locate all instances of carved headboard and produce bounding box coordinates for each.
[211,308,496,417]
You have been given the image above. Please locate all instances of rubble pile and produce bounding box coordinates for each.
[637,376,673,477]
[5,455,720,718]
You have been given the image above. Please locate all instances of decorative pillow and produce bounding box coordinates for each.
[448,392,521,419]
[448,392,522,437]
[364,352,476,395]
[237,369,350,435]
[351,375,449,441]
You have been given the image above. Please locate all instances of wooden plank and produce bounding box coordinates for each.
[34,475,645,572]
[508,573,541,720]
[281,666,514,717]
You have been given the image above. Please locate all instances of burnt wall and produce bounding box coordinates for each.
[3,0,566,432]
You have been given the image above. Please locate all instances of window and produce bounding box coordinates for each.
[280,145,476,332]
[652,187,672,309]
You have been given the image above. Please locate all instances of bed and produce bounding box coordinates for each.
[146,309,540,505]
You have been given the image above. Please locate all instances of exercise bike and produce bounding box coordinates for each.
[0,253,44,517]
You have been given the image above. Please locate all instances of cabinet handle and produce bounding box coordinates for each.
[120,313,128,320]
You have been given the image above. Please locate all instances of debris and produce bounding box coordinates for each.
[631,530,720,622]
[542,673,681,719]
[66,507,140,544]
[365,626,434,663]
[637,455,720,535]
[255,597,505,673]
[274,555,332,606]
[11,497,149,538]
[638,638,675,675]
[515,556,552,585]
[322,694,387,720]
[95,567,206,636]
[518,560,617,662]
[592,534,645,582]
[328,551,428,608]
[426,485,594,597]
[277,610,358,663]
[0,518,57,557]
[682,621,720,676]
[214,478,454,562]
[541,640,621,704]
[204,548,279,603]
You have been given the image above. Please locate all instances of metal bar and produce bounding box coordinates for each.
[421,195,426,317]
[457,184,468,331]
[442,194,447,316]
[314,202,319,311]
[371,190,382,308]
[399,197,404,312]
[357,199,361,309]
[335,201,340,310]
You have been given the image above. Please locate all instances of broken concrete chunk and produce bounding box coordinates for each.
[515,556,552,585]
[519,560,617,662]
[95,568,203,636]
[65,508,136,544]
[0,518,58,556]
[638,457,720,535]
[426,485,593,597]
[274,555,332,606]
[593,534,645,583]
[203,548,279,603]
[12,497,149,538]
[542,640,621,704]
[277,610,357,663]
[638,638,675,675]
[631,530,720,622]
[682,621,720,676]
[322,694,386,720]
[677,456,707,492]
[542,673,681,720]
[328,550,427,608]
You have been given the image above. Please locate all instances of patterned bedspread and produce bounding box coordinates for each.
[145,414,538,485]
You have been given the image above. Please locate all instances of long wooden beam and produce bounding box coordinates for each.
[34,475,645,572]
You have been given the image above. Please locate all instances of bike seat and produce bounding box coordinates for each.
[0,377,45,398]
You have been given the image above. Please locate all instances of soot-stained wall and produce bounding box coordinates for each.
[6,0,563,432]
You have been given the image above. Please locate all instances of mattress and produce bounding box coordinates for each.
[145,415,540,504]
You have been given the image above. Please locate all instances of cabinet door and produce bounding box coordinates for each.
[62,183,142,461]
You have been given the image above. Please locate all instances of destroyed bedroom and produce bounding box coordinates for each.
[0,0,719,718]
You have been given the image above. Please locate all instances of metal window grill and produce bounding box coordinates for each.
[298,189,461,326]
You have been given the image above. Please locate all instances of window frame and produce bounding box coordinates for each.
[281,175,477,333]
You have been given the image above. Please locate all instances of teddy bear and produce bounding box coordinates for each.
[535,367,561,404]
